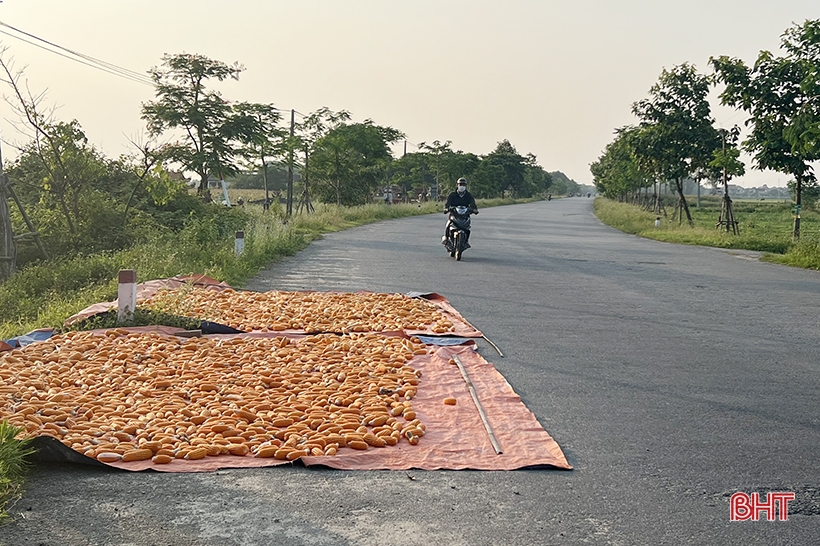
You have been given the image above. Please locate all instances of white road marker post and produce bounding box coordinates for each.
[117,269,137,323]
[235,231,245,256]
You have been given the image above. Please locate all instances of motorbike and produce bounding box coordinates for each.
[442,205,476,261]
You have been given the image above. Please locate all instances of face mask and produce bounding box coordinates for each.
[457,185,466,194]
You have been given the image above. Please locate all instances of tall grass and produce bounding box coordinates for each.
[0,421,34,523]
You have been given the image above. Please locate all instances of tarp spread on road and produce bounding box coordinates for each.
[1,328,55,350]
[63,277,482,338]
[6,281,567,472]
[28,339,569,472]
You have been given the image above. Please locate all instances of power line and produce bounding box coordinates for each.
[0,21,321,124]
[0,20,154,86]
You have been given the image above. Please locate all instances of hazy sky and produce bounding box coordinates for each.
[0,1,818,187]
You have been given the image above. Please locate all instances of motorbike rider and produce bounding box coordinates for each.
[443,177,478,247]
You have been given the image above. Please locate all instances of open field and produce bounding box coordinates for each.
[593,197,820,269]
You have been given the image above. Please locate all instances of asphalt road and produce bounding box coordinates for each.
[1,197,818,545]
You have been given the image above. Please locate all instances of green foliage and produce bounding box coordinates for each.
[472,140,526,198]
[630,63,722,226]
[391,139,550,200]
[0,421,34,522]
[142,53,275,194]
[388,142,483,199]
[547,171,581,196]
[309,121,404,206]
[632,63,720,183]
[591,127,654,198]
[787,179,820,211]
[709,128,746,182]
[6,120,120,255]
[711,19,820,237]
[65,308,201,332]
[6,128,203,267]
[417,140,482,196]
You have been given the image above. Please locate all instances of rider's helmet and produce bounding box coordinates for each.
[457,178,467,195]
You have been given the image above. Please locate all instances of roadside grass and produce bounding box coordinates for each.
[593,197,820,266]
[0,422,34,524]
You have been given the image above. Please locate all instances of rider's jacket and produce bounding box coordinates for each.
[445,190,478,212]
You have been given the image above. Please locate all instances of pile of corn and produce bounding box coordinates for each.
[140,287,455,334]
[0,329,429,465]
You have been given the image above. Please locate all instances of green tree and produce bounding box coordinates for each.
[522,153,553,197]
[294,107,351,211]
[5,122,140,258]
[233,102,285,206]
[388,152,431,202]
[591,127,653,201]
[711,19,820,238]
[416,141,480,198]
[121,138,188,228]
[548,171,581,196]
[472,140,528,198]
[141,53,258,198]
[632,63,721,226]
[709,127,745,192]
[308,121,403,206]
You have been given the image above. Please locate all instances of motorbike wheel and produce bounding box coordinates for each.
[455,232,463,261]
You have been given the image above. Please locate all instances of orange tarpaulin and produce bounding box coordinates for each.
[18,283,568,472]
[29,339,569,472]
[301,345,570,471]
[64,277,482,338]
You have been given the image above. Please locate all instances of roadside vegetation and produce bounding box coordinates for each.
[590,19,820,246]
[594,196,820,269]
[0,422,34,524]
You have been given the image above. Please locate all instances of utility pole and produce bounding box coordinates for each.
[261,111,270,211]
[298,148,314,214]
[0,138,15,281]
[0,140,48,273]
[287,109,295,216]
[262,155,269,211]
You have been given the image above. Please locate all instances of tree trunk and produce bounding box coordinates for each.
[123,179,145,227]
[674,177,694,227]
[334,149,342,207]
[262,155,269,211]
[197,171,213,203]
[653,180,660,215]
[0,173,15,281]
[793,177,802,240]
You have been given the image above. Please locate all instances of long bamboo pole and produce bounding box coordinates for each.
[452,354,502,455]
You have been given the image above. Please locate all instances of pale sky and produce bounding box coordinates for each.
[0,1,818,188]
